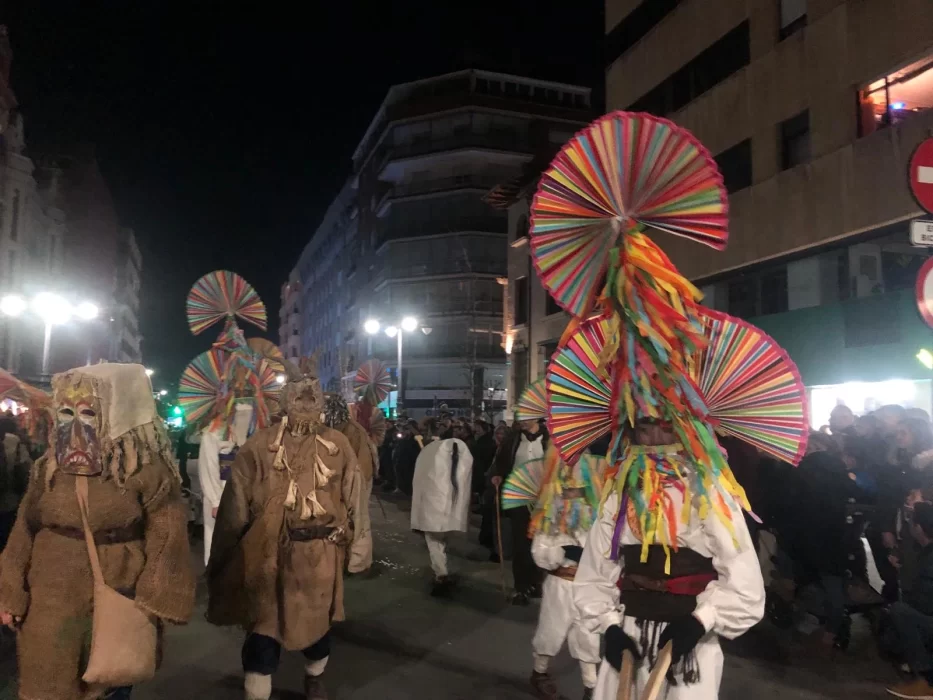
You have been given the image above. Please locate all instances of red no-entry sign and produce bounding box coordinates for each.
[910,138,933,214]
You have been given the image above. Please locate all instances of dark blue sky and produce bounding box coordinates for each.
[3,0,602,383]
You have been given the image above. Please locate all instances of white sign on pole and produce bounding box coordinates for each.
[910,219,933,247]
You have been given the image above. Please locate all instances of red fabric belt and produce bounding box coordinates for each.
[618,572,717,596]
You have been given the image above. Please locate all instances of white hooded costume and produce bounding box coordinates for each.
[198,402,253,566]
[573,481,764,700]
[411,438,473,577]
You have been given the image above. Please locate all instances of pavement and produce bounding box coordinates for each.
[0,490,906,699]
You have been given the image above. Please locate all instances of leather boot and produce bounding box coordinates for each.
[304,674,329,700]
[530,671,559,700]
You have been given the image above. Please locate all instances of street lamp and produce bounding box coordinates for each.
[365,316,423,413]
[145,368,155,377]
[0,292,100,375]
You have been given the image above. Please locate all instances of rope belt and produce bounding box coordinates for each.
[45,522,144,545]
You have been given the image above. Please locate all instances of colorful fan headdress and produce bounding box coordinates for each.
[531,112,799,566]
[354,359,393,405]
[179,270,278,436]
[515,378,548,422]
[187,270,267,336]
[528,445,607,538]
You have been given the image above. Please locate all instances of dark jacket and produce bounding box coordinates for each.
[490,427,523,482]
[471,433,497,490]
[906,544,933,616]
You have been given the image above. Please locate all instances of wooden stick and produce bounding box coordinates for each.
[494,483,508,597]
[616,649,635,700]
[640,642,672,700]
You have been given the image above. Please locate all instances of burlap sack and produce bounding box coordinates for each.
[76,476,157,686]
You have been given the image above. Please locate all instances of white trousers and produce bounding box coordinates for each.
[425,532,448,577]
[533,573,601,677]
[592,618,723,700]
[349,476,373,573]
[202,500,216,567]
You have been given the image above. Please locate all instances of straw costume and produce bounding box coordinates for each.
[207,355,360,700]
[323,393,375,574]
[0,363,195,700]
[524,112,808,700]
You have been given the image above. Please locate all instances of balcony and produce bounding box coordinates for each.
[374,216,507,249]
[375,174,504,216]
[376,130,533,181]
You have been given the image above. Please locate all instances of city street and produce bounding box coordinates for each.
[1,492,897,700]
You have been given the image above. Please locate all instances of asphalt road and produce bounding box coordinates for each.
[0,491,906,699]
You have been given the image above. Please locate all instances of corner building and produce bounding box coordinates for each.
[606,0,933,424]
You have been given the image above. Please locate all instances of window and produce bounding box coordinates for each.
[513,349,529,402]
[780,110,810,170]
[714,140,752,193]
[10,190,20,242]
[514,215,529,241]
[605,0,682,67]
[545,292,562,316]
[858,55,933,137]
[541,341,559,369]
[514,277,529,326]
[628,21,750,117]
[779,0,807,40]
[727,277,757,318]
[759,268,789,315]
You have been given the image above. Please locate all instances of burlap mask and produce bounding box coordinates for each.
[280,355,324,427]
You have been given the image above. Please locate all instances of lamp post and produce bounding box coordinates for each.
[0,292,99,375]
[364,315,428,414]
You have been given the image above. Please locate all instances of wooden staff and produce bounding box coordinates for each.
[616,649,635,700]
[640,642,672,700]
[494,482,507,597]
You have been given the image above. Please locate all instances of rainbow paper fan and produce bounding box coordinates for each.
[501,457,548,510]
[354,359,393,405]
[187,270,267,335]
[530,111,729,318]
[695,309,809,465]
[248,338,285,373]
[546,315,614,464]
[516,378,548,422]
[179,348,230,424]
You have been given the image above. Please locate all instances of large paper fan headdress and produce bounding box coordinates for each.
[187,270,267,336]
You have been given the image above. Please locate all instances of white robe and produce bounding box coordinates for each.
[514,432,545,471]
[574,487,765,700]
[411,438,473,533]
[531,531,601,665]
[198,404,253,567]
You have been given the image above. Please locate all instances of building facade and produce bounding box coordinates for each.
[109,228,142,364]
[601,0,933,425]
[347,69,592,419]
[0,27,66,375]
[279,269,302,365]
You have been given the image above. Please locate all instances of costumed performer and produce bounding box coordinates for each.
[206,356,360,700]
[411,425,473,596]
[323,393,375,575]
[491,418,546,604]
[199,400,253,566]
[528,442,607,700]
[0,363,196,700]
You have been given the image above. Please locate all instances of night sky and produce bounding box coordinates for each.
[2,0,602,386]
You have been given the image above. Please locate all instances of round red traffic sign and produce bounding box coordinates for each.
[917,257,933,328]
[910,138,933,214]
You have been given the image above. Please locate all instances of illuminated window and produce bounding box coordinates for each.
[858,55,933,137]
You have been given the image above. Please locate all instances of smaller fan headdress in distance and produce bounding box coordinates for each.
[354,359,393,405]
[500,457,548,511]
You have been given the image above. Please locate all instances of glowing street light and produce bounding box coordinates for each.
[159,389,168,397]
[364,316,424,412]
[1,292,101,375]
[145,368,155,377]
[275,374,286,384]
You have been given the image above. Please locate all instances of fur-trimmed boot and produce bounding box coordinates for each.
[245,672,272,700]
